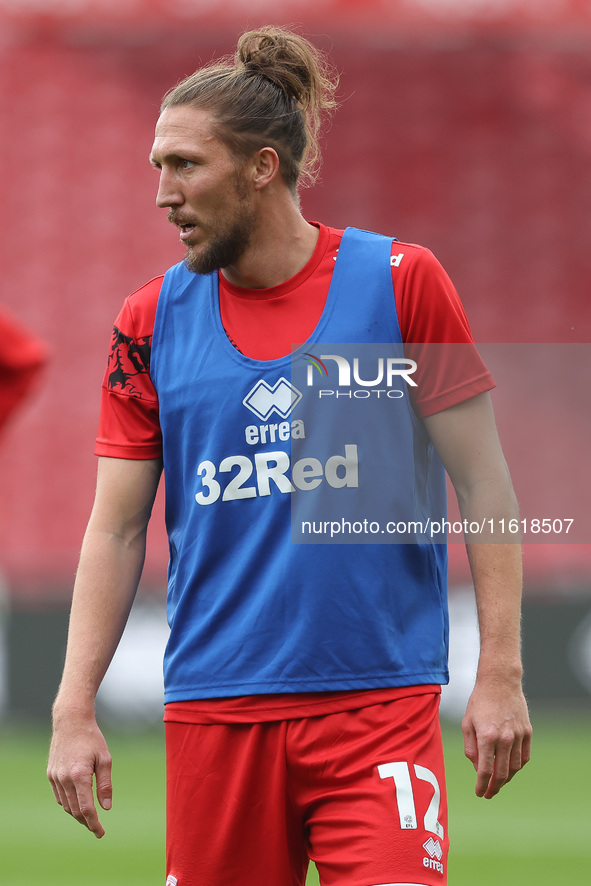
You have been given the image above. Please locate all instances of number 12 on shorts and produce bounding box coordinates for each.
[378,762,444,839]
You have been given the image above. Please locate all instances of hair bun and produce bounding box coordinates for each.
[237,29,316,107]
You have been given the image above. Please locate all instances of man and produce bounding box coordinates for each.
[0,306,47,438]
[48,27,531,886]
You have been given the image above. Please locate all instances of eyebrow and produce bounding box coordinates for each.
[149,151,177,166]
[149,148,202,167]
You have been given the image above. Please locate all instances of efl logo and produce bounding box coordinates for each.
[243,378,302,421]
[305,353,417,388]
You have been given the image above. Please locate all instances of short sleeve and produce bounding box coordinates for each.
[391,245,495,416]
[95,277,164,459]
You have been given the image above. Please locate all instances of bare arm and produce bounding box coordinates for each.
[47,456,162,837]
[423,392,532,799]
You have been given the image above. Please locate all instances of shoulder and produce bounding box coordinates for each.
[344,228,441,272]
[385,240,474,343]
[116,275,164,340]
[0,307,48,370]
[388,240,459,300]
[126,274,165,313]
[389,241,447,274]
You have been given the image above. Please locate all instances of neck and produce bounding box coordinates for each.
[220,198,319,289]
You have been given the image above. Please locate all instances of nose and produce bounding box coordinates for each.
[156,168,184,209]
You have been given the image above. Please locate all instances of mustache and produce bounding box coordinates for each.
[168,210,198,227]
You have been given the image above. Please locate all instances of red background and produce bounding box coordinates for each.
[1,1,590,599]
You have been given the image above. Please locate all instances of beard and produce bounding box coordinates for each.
[177,171,257,277]
[183,208,255,276]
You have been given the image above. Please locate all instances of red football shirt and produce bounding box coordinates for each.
[0,307,47,436]
[96,224,493,459]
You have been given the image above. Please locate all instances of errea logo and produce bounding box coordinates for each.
[423,838,443,861]
[423,837,444,874]
[166,877,178,886]
[243,377,302,421]
[243,377,305,446]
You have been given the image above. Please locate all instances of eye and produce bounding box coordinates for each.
[180,159,196,170]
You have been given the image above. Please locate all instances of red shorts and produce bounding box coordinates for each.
[165,691,448,886]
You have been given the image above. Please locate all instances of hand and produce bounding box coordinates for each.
[461,675,532,799]
[47,714,113,838]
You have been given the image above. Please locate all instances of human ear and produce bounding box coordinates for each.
[251,147,280,190]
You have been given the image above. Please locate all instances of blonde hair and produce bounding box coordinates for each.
[161,27,339,190]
